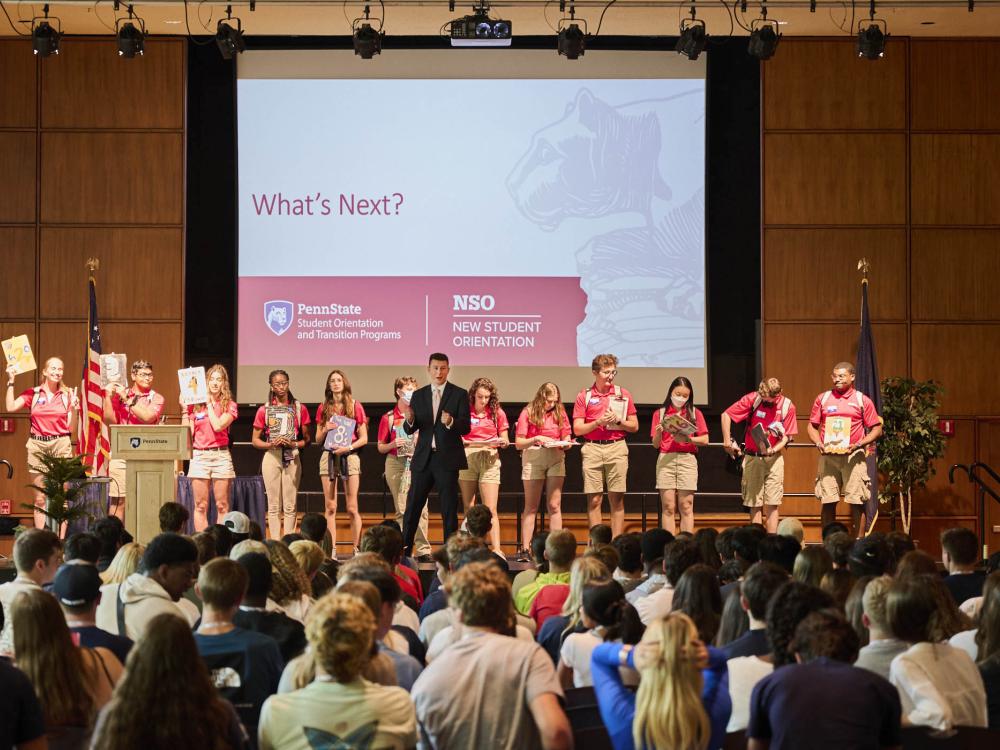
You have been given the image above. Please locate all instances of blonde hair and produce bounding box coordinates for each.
[40,357,72,397]
[633,613,710,750]
[757,378,782,399]
[306,593,375,682]
[230,539,268,560]
[862,574,893,629]
[527,382,567,431]
[561,556,610,633]
[290,540,325,578]
[100,542,145,585]
[203,364,233,411]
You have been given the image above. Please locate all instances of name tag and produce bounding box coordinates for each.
[755,410,767,419]
[37,396,47,406]
[589,398,601,405]
[195,412,206,421]
[470,417,480,426]
[825,406,838,413]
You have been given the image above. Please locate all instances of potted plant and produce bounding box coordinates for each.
[876,377,948,534]
[22,452,96,535]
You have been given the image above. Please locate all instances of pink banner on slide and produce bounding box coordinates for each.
[239,276,586,366]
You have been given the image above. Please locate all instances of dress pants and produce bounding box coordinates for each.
[403,456,459,553]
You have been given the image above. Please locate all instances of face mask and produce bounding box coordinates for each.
[671,395,688,409]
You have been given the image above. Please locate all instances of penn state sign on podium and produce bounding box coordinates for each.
[109,425,192,543]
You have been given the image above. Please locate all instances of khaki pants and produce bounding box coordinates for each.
[815,450,870,505]
[263,449,301,539]
[741,454,784,507]
[385,454,430,556]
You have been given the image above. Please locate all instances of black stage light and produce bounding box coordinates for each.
[857,19,887,59]
[748,19,781,60]
[216,6,246,59]
[676,18,707,60]
[557,23,586,59]
[352,5,384,59]
[116,6,145,58]
[32,6,62,57]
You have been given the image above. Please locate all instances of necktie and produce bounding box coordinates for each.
[432,387,441,449]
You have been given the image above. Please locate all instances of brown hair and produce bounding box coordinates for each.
[266,540,312,604]
[203,364,233,412]
[976,572,1000,662]
[527,382,567,431]
[306,593,375,683]
[793,546,833,588]
[545,529,578,567]
[13,528,62,574]
[591,354,618,372]
[322,369,356,423]
[468,376,502,421]
[887,574,970,643]
[197,557,249,610]
[449,561,514,632]
[392,376,418,400]
[336,551,393,580]
[757,378,782,399]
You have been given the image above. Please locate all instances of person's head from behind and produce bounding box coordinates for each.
[449,561,514,634]
[664,537,701,587]
[100,542,145,585]
[299,512,329,545]
[196,557,248,616]
[776,517,804,543]
[894,549,938,580]
[13,528,62,584]
[730,527,761,570]
[975,572,1000,662]
[716,588,750,647]
[718,560,743,586]
[766,581,835,667]
[589,524,612,548]
[63,532,100,565]
[281,533,304,546]
[758,534,800,574]
[694,528,721,569]
[791,609,860,664]
[237,552,272,607]
[715,527,737,562]
[12,588,94,724]
[612,533,643,575]
[586,544,620,575]
[740,561,789,624]
[158,502,190,534]
[140,533,199,601]
[52,562,104,619]
[861,575,893,638]
[562,556,611,628]
[191,532,217,566]
[208,524,234,559]
[290,540,325,580]
[793,545,833,588]
[465,504,494,539]
[529,531,550,568]
[632,612,710,750]
[641,528,674,572]
[941,526,980,572]
[820,569,856,612]
[581,579,644,644]
[336,554,401,635]
[671,564,722,643]
[360,524,404,567]
[306,592,376,683]
[848,534,891,578]
[545,529,577,572]
[887,573,968,643]
[824,531,853,569]
[230,538,268,561]
[884,531,915,574]
[92,516,126,560]
[267,539,312,604]
[443,532,487,574]
[821,521,849,541]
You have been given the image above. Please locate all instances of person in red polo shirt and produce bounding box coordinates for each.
[807,361,883,535]
[459,377,510,555]
[573,354,639,537]
[6,357,79,529]
[104,359,166,523]
[721,378,798,533]
[651,376,709,534]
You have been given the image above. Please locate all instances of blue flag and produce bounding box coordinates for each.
[856,281,882,533]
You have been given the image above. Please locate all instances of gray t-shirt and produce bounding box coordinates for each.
[854,638,909,682]
[411,630,563,750]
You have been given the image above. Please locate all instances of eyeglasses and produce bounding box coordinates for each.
[599,369,617,377]
[134,371,153,379]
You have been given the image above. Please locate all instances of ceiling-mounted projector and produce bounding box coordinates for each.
[449,2,512,46]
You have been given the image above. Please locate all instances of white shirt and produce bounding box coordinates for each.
[392,601,420,634]
[889,641,988,730]
[560,631,640,688]
[726,656,774,732]
[626,572,667,604]
[634,584,674,625]
[0,576,41,656]
[948,629,978,661]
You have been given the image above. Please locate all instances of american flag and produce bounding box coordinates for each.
[79,276,110,476]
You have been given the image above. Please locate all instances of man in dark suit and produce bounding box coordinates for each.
[402,353,471,559]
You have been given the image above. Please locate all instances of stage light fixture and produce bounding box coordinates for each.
[557,6,587,60]
[676,9,707,61]
[116,6,145,58]
[216,6,247,60]
[32,5,62,57]
[747,10,780,60]
[448,1,512,47]
[856,0,888,59]
[352,5,384,59]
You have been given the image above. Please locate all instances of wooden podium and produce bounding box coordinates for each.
[109,424,191,543]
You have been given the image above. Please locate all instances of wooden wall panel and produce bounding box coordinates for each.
[38,322,184,417]
[0,227,36,319]
[0,132,37,223]
[911,324,1000,416]
[977,421,1000,557]
[39,228,184,320]
[764,134,907,225]
[0,41,37,128]
[40,132,183,224]
[763,40,907,131]
[763,322,909,411]
[41,40,184,130]
[911,41,1000,131]
[912,135,1000,225]
[763,229,907,321]
[910,418,977,516]
[912,229,1000,320]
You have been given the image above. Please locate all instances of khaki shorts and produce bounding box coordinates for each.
[458,447,501,484]
[741,454,784,508]
[188,448,236,480]
[319,451,361,477]
[815,450,870,505]
[108,458,127,497]
[655,452,698,492]
[521,447,567,481]
[581,440,628,494]
[26,436,73,473]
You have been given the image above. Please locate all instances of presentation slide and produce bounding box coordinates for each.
[236,50,707,404]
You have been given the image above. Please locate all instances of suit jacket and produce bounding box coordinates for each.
[404,381,471,472]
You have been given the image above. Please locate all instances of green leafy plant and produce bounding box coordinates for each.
[876,377,948,534]
[23,452,96,534]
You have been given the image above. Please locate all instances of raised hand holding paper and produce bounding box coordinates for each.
[100,353,127,389]
[2,335,36,375]
[178,366,208,406]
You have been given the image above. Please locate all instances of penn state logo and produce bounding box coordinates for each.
[129,437,141,448]
[264,300,294,336]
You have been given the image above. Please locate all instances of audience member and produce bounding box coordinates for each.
[230,539,268,560]
[412,562,572,750]
[90,613,248,750]
[221,511,252,546]
[536,556,609,665]
[591,611,730,750]
[259,593,417,749]
[820,568,856,611]
[465,504,510,570]
[419,533,481,627]
[775,517,803,544]
[91,517,129,573]
[722,562,787,660]
[586,544,621,579]
[715,585,750,648]
[360,525,424,608]
[0,656,46,750]
[52,564,132,664]
[265,540,313,624]
[158,502,190,534]
[747,609,901,750]
[974,571,1000,728]
[289,540,334,598]
[589,524,612,548]
[515,530,576,615]
[694,527,721,569]
[855,575,907,681]
[670,564,722,643]
[716,527,737,562]
[98,542,144,585]
[512,532,550,599]
[894,549,938,580]
[12,588,123,748]
[848,534,891,578]
[845,575,874,648]
[63,532,100,566]
[557,579,643,688]
[884,531,916,574]
[823,531,853,570]
[0,528,62,655]
[281,533,303,547]
[821,521,849,540]
[635,536,700,625]
[234,552,307,663]
[210,524,236,560]
[757,534,799,575]
[625,528,673,604]
[941,527,986,607]
[792,545,832,588]
[718,559,743,587]
[887,574,987,730]
[298,512,339,583]
[96,533,198,639]
[248,520,265,542]
[610,533,645,593]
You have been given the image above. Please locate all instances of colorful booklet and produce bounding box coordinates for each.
[2,335,36,375]
[178,366,208,406]
[823,416,852,453]
[393,424,415,457]
[99,353,127,389]
[265,405,296,442]
[324,415,357,450]
[662,411,697,436]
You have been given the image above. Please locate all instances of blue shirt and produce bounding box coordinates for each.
[69,625,133,665]
[419,589,448,621]
[379,642,423,691]
[591,642,731,750]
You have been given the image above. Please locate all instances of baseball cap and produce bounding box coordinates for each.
[222,511,251,535]
[52,564,103,607]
